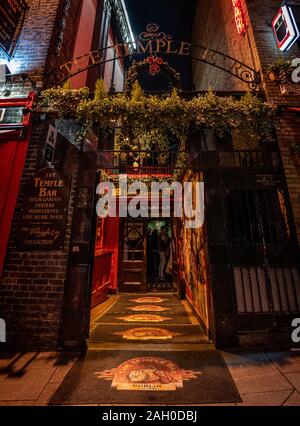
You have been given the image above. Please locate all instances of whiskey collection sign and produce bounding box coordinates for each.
[0,0,27,55]
[16,168,72,250]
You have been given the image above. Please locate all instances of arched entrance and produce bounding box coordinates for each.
[44,23,261,92]
[56,25,300,350]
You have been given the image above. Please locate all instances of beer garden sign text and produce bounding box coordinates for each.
[16,168,72,251]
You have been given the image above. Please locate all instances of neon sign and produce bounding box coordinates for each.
[272,4,300,51]
[232,0,248,37]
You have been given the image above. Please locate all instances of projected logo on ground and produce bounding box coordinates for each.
[94,357,201,391]
[118,314,170,323]
[130,297,166,304]
[128,305,170,312]
[114,327,181,341]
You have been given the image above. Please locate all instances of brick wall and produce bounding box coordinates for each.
[245,0,300,105]
[0,0,61,78]
[45,0,82,80]
[0,1,85,350]
[245,0,300,242]
[0,120,80,350]
[192,0,261,91]
[192,0,300,242]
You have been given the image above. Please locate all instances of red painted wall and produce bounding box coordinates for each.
[104,217,120,291]
[71,0,98,88]
[0,137,30,276]
[0,95,34,277]
[103,28,125,92]
[91,216,119,306]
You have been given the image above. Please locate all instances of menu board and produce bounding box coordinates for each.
[0,0,27,54]
[16,168,72,251]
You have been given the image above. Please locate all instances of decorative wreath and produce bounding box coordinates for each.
[125,57,181,95]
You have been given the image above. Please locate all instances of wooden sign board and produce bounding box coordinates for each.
[16,168,72,250]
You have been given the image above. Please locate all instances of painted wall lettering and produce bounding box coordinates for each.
[55,0,71,56]
[16,168,72,251]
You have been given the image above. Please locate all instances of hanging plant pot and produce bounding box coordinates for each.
[266,59,293,85]
[267,70,279,82]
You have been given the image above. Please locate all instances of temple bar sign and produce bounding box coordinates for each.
[46,24,191,86]
[16,168,72,251]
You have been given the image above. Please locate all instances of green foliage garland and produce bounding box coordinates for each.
[38,81,276,143]
[125,58,181,95]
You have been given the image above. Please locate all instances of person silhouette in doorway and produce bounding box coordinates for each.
[158,226,170,282]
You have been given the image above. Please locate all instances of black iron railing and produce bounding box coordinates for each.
[97,149,280,172]
[234,265,300,314]
[218,150,280,170]
[97,149,186,173]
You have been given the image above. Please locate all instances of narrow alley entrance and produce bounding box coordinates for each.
[50,294,241,405]
[89,293,206,345]
[119,218,174,293]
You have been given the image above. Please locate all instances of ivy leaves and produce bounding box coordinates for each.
[38,81,276,143]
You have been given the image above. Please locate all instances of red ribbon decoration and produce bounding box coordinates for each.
[147,56,163,75]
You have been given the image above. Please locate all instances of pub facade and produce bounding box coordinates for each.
[0,0,300,351]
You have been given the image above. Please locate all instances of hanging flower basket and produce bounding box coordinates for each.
[266,59,293,84]
[267,70,280,82]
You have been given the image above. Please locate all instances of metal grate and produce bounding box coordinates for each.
[226,190,260,244]
[233,151,266,169]
[226,189,291,245]
[234,267,269,313]
[234,266,300,314]
[269,267,300,313]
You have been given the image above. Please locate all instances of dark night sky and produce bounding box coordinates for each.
[124,0,196,91]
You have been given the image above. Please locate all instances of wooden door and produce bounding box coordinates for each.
[119,219,147,292]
